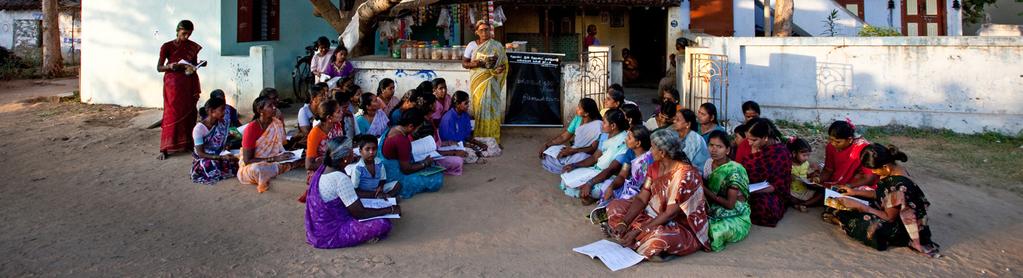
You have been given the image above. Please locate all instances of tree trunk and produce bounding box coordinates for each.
[773,0,793,37]
[42,0,63,77]
[311,0,437,56]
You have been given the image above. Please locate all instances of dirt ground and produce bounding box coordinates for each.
[1,82,1022,277]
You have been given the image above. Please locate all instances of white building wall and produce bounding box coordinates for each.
[81,0,272,114]
[862,0,901,31]
[688,36,1023,135]
[734,0,756,36]
[791,0,865,36]
[0,9,79,60]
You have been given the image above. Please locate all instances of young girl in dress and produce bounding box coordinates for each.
[787,137,822,212]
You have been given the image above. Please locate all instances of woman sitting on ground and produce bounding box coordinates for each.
[734,101,761,163]
[600,87,625,116]
[381,108,444,199]
[560,109,631,204]
[820,120,877,194]
[594,125,653,208]
[439,91,502,164]
[354,92,389,136]
[305,136,398,249]
[644,88,680,130]
[333,87,358,140]
[191,97,239,184]
[645,100,677,132]
[377,78,400,114]
[606,129,709,261]
[832,143,940,258]
[238,96,302,193]
[697,103,726,143]
[673,109,710,174]
[739,118,792,227]
[430,78,451,127]
[297,99,344,203]
[411,91,465,176]
[620,104,643,127]
[540,98,603,174]
[389,91,417,127]
[702,130,751,251]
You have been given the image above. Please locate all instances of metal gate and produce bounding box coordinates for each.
[580,47,610,110]
[686,53,730,127]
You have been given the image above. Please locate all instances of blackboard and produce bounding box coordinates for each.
[504,52,563,126]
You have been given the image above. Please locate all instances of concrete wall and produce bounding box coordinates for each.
[735,0,756,36]
[687,36,1023,134]
[964,0,1023,35]
[0,9,80,62]
[81,0,273,114]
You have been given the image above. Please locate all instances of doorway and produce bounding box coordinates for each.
[627,8,666,88]
[902,0,946,36]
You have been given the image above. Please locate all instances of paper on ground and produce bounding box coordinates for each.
[562,168,601,189]
[361,198,398,209]
[749,181,770,193]
[411,136,443,162]
[573,239,645,272]
[824,188,869,206]
[278,149,304,163]
[543,145,564,158]
[358,214,400,222]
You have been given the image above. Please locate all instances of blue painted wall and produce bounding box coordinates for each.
[220,1,340,98]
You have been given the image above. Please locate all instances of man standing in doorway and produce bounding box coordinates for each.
[584,24,601,48]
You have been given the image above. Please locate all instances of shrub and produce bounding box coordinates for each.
[858,25,901,37]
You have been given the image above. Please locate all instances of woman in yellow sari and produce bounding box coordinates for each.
[462,20,509,143]
[238,96,302,193]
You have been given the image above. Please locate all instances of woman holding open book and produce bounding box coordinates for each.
[462,20,509,143]
[237,96,302,193]
[605,129,709,260]
[306,136,397,249]
[559,109,630,204]
[381,108,444,199]
[156,20,202,160]
[540,98,603,174]
[832,144,940,258]
[190,97,239,185]
[738,118,792,227]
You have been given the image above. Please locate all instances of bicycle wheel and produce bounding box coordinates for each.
[292,61,312,103]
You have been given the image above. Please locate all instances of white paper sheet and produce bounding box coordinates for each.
[543,145,564,158]
[237,123,248,135]
[358,214,400,222]
[749,181,770,193]
[360,198,398,209]
[824,188,870,206]
[219,149,240,156]
[278,149,304,163]
[410,136,443,162]
[561,168,602,189]
[437,142,465,152]
[573,240,645,272]
[796,176,822,188]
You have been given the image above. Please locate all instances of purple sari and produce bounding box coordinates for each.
[305,165,392,249]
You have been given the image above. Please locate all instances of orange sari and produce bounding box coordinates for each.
[238,119,294,192]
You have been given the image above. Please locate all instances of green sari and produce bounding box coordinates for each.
[468,39,509,143]
[705,161,752,252]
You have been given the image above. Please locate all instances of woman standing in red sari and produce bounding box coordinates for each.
[156,20,202,160]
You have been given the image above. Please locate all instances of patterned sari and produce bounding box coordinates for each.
[355,110,389,136]
[191,122,238,185]
[468,39,509,143]
[607,161,709,258]
[237,119,294,193]
[740,143,792,227]
[703,161,751,251]
[837,176,938,253]
[159,39,201,153]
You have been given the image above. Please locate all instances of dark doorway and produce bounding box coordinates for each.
[627,8,666,88]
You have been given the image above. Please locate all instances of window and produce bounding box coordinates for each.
[836,0,865,20]
[238,0,280,42]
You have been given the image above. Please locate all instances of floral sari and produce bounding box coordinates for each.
[836,176,938,255]
[468,39,509,143]
[740,143,792,227]
[191,121,238,185]
[703,160,751,251]
[606,161,709,258]
[237,119,294,192]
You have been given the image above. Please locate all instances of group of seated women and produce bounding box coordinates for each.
[539,94,940,262]
[187,75,503,249]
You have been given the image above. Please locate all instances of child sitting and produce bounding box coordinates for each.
[729,123,748,160]
[787,137,822,212]
[346,134,401,198]
[439,91,502,164]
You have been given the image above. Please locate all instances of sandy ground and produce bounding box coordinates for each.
[1,83,1022,277]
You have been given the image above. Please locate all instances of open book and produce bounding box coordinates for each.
[749,181,770,193]
[437,142,465,152]
[411,136,443,162]
[573,240,646,271]
[561,168,601,189]
[278,149,304,163]
[358,198,400,222]
[824,188,870,210]
[218,149,240,156]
